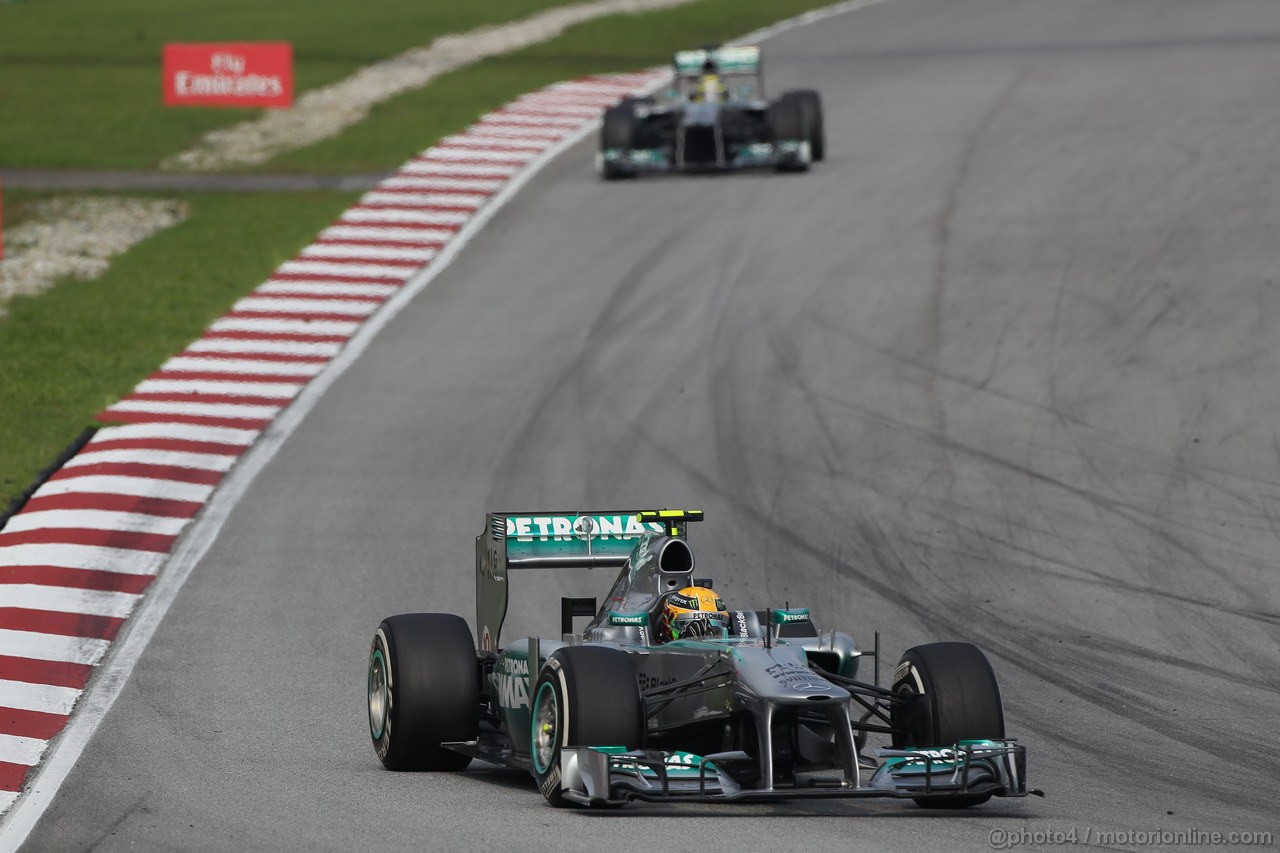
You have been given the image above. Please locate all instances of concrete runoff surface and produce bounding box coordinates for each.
[20,0,1280,849]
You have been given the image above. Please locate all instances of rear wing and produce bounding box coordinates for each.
[673,45,761,77]
[475,510,703,651]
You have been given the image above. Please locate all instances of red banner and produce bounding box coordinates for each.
[163,43,293,109]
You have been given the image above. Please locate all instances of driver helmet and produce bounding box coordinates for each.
[692,58,726,103]
[661,586,729,641]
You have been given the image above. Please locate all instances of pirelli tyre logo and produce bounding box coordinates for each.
[539,765,561,799]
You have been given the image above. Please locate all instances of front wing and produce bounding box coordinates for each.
[598,140,811,174]
[559,740,1031,806]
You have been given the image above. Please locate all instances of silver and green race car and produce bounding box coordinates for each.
[597,46,825,179]
[367,510,1037,808]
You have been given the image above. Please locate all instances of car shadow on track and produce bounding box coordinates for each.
[599,168,819,185]
[573,804,1038,820]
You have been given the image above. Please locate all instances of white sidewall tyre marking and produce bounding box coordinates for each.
[373,628,395,750]
[554,665,572,755]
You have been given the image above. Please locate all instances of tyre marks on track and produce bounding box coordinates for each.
[0,69,668,817]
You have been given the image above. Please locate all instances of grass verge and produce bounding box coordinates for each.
[0,191,356,506]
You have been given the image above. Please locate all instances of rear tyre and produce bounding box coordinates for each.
[600,104,637,180]
[368,613,477,771]
[784,89,825,161]
[530,647,643,807]
[767,96,810,172]
[890,642,1004,808]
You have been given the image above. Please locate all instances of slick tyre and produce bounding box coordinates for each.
[368,613,477,771]
[767,96,810,172]
[600,104,637,180]
[530,647,643,807]
[891,642,1004,808]
[785,89,825,161]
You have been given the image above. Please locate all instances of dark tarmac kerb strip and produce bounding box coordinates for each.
[0,169,389,193]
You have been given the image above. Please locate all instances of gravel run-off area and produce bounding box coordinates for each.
[0,197,189,317]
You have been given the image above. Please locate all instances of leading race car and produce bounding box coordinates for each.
[367,509,1037,808]
[597,45,825,179]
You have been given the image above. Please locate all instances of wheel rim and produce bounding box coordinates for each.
[368,647,389,740]
[531,681,559,774]
[893,681,923,747]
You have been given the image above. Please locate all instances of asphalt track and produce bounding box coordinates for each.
[22,0,1280,849]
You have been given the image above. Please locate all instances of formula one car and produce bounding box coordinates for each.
[597,45,824,179]
[367,510,1036,808]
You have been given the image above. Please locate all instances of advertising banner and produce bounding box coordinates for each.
[163,42,293,108]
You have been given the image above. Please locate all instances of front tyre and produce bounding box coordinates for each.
[369,613,477,771]
[891,642,1004,808]
[600,104,637,180]
[530,647,643,807]
[785,89,825,161]
[767,96,810,173]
